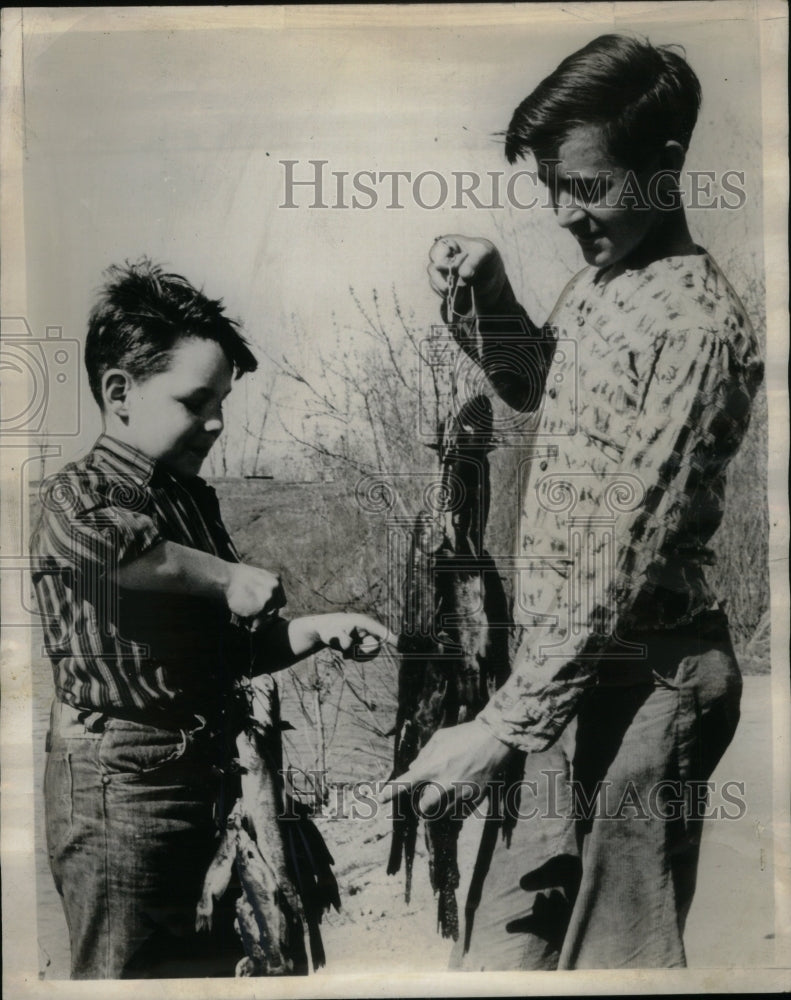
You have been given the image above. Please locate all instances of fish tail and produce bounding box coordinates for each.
[403,807,419,903]
[404,846,414,905]
[386,819,404,876]
[388,801,419,905]
[276,887,309,975]
[437,885,460,940]
[306,915,327,971]
[283,817,338,970]
[426,817,462,938]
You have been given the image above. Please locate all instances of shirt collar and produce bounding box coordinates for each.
[91,434,158,485]
[91,434,218,496]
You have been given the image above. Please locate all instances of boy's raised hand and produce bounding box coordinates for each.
[298,613,396,661]
[225,562,286,622]
[427,235,507,311]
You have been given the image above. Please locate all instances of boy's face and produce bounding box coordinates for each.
[537,124,663,269]
[122,336,233,478]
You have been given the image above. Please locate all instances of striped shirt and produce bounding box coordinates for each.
[30,434,252,728]
[450,250,764,753]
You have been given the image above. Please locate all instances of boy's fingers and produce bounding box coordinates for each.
[332,617,398,659]
[366,622,398,646]
[378,774,415,804]
[347,622,396,661]
[261,584,287,618]
[351,617,397,645]
[429,235,458,265]
[454,252,475,284]
[378,781,397,804]
[332,630,353,653]
[248,608,281,633]
[427,264,449,296]
[272,581,287,608]
[377,775,449,817]
[417,782,445,816]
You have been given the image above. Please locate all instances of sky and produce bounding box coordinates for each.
[17,4,764,476]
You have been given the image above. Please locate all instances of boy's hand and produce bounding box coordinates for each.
[378,719,511,818]
[292,613,396,661]
[427,235,507,312]
[225,563,286,622]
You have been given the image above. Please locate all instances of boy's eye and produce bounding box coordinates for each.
[568,176,607,204]
[180,396,210,416]
[179,395,225,419]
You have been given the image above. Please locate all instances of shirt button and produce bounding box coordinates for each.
[539,460,549,472]
[102,775,111,785]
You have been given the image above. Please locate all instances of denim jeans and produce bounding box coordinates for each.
[44,705,243,978]
[451,609,742,970]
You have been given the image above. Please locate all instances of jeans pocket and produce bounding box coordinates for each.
[676,647,742,778]
[100,722,188,777]
[44,745,74,881]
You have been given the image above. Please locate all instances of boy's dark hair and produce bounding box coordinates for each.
[505,34,702,168]
[85,258,258,407]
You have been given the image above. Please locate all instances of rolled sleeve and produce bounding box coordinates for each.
[443,276,559,414]
[33,474,164,581]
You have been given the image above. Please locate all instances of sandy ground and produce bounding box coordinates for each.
[34,658,778,980]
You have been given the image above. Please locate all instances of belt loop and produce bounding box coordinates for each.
[652,669,680,691]
[52,701,105,739]
[82,712,108,734]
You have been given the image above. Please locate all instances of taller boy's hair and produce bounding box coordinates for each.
[85,258,258,407]
[505,34,702,167]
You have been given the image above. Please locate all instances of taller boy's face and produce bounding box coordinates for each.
[125,337,233,478]
[537,124,662,269]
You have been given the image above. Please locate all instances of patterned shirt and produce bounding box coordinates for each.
[30,434,254,728]
[451,251,763,754]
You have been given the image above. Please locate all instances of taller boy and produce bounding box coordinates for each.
[386,34,764,968]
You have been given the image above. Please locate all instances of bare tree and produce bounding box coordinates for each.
[270,287,454,788]
[205,369,279,478]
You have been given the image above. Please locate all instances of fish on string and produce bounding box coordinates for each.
[387,387,512,940]
[196,672,340,976]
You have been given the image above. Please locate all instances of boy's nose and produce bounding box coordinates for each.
[555,201,587,229]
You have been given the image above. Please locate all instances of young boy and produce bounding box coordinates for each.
[385,34,764,968]
[31,260,389,979]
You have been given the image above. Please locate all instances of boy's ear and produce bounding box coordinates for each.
[659,140,687,173]
[102,369,132,420]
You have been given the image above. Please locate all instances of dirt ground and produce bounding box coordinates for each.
[34,663,778,980]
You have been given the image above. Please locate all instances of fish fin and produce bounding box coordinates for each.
[286,814,341,916]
